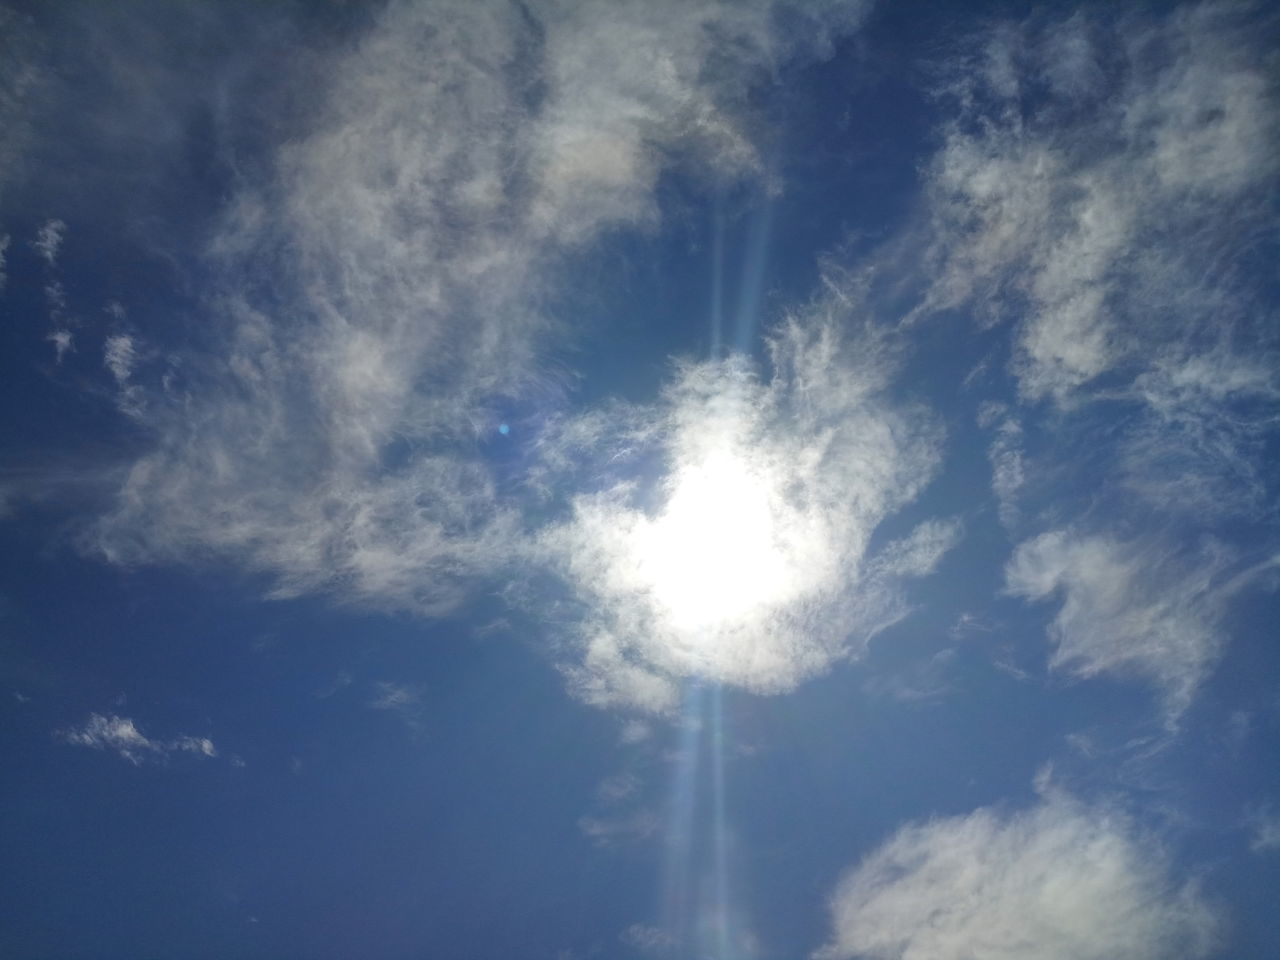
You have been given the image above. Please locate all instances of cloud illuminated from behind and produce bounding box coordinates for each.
[539,307,956,712]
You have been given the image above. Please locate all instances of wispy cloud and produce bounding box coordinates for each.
[86,0,869,619]
[46,329,72,364]
[816,792,1220,960]
[103,334,135,384]
[32,218,65,266]
[368,680,425,734]
[578,808,661,849]
[102,333,147,418]
[1244,803,1280,854]
[918,4,1277,405]
[877,1,1280,723]
[1004,530,1278,721]
[896,2,1280,547]
[621,923,675,955]
[0,7,46,207]
[58,713,217,765]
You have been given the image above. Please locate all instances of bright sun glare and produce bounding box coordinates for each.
[632,451,791,630]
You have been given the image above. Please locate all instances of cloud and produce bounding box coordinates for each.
[904,2,1280,531]
[0,233,8,293]
[103,334,135,384]
[85,0,868,617]
[368,681,420,712]
[368,680,425,734]
[46,329,72,364]
[621,923,675,955]
[538,302,952,712]
[815,794,1220,960]
[0,7,45,206]
[919,4,1277,401]
[596,772,641,804]
[58,713,217,765]
[977,402,1024,529]
[1244,804,1280,854]
[103,333,147,418]
[32,217,65,266]
[1006,530,1279,720]
[578,808,661,848]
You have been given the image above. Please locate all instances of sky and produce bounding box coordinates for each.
[1,0,1278,958]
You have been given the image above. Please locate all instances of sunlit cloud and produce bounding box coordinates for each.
[540,309,954,711]
[816,791,1221,960]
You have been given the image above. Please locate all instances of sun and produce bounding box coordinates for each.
[630,449,792,631]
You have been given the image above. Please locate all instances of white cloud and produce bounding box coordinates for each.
[0,233,8,293]
[0,6,45,207]
[539,305,950,711]
[977,402,1024,529]
[103,333,147,418]
[170,735,218,758]
[368,681,420,712]
[816,794,1220,960]
[919,4,1277,404]
[103,334,135,384]
[47,329,72,364]
[33,217,65,266]
[1244,804,1280,854]
[1005,530,1278,720]
[58,713,217,765]
[87,0,868,617]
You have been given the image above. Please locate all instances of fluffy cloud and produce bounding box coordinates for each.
[539,305,952,712]
[58,713,217,765]
[86,0,868,615]
[816,794,1220,960]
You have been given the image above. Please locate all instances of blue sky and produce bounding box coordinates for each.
[1,1,1278,957]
